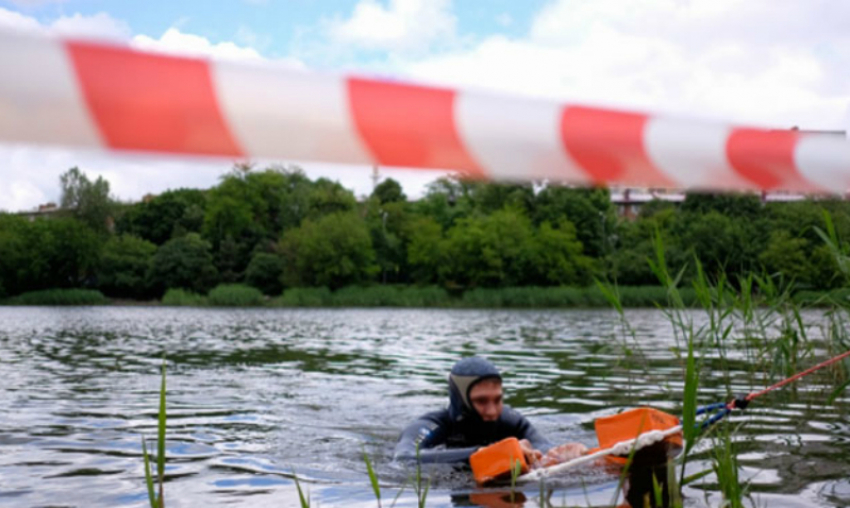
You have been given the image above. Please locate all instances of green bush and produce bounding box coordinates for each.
[161,288,207,306]
[398,285,450,307]
[244,252,285,295]
[793,288,850,306]
[274,287,333,307]
[148,233,219,295]
[207,284,264,307]
[329,285,449,307]
[97,234,157,299]
[3,289,108,306]
[458,286,697,308]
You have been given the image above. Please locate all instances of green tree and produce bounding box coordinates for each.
[609,208,680,285]
[675,211,761,280]
[372,177,407,205]
[307,178,357,218]
[59,167,115,235]
[681,192,762,219]
[0,214,33,295]
[808,243,847,289]
[279,212,377,288]
[97,234,157,298]
[366,199,412,284]
[528,220,595,286]
[406,216,446,285]
[245,252,285,295]
[39,218,101,289]
[533,185,614,258]
[116,188,206,245]
[413,176,476,230]
[468,181,535,216]
[758,230,810,282]
[442,208,537,287]
[148,233,219,294]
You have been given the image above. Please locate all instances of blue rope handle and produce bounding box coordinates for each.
[694,402,732,430]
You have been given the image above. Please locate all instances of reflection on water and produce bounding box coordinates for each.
[0,306,847,507]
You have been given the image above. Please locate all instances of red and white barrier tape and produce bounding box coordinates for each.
[1,29,849,193]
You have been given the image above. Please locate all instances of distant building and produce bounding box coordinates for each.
[15,202,66,222]
[610,188,684,219]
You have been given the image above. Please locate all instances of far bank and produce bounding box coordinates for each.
[3,284,848,308]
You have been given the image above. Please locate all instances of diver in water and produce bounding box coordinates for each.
[394,356,586,465]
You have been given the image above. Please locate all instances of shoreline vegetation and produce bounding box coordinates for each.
[3,284,849,308]
[4,165,850,313]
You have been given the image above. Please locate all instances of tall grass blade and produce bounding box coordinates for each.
[142,436,157,508]
[678,333,699,490]
[596,279,624,315]
[509,457,521,503]
[293,473,310,508]
[156,359,166,507]
[362,449,381,507]
[711,424,746,508]
[413,444,430,508]
[829,379,850,404]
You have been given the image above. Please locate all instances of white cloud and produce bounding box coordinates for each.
[0,143,446,213]
[49,12,131,41]
[0,7,42,32]
[400,0,850,129]
[0,7,129,40]
[4,0,66,6]
[0,144,232,212]
[326,0,456,53]
[133,27,265,61]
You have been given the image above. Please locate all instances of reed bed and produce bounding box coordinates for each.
[160,288,207,306]
[1,288,108,305]
[207,284,265,307]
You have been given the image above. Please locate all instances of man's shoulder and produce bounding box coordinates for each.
[417,408,452,424]
[499,405,531,425]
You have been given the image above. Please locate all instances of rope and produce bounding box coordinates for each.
[743,349,850,402]
[520,350,850,482]
[518,425,683,482]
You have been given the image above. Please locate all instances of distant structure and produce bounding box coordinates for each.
[610,189,684,219]
[612,128,848,218]
[371,165,381,192]
[15,202,63,222]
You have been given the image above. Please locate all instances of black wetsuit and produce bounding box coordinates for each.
[394,356,552,464]
[394,405,552,463]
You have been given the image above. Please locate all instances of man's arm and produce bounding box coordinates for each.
[507,407,553,453]
[394,412,478,464]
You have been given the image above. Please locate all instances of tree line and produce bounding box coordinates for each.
[0,165,847,301]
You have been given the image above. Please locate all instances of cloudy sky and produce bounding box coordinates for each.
[1,0,848,211]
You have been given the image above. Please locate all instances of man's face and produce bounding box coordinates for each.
[469,379,503,422]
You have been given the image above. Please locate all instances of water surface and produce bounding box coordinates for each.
[0,307,847,507]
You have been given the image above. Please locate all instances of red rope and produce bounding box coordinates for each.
[744,349,850,402]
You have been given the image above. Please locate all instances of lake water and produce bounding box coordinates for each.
[0,306,847,507]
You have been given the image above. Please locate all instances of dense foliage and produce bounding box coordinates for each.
[1,165,848,302]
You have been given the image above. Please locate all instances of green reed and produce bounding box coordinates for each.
[413,444,430,508]
[293,473,310,508]
[1,288,108,305]
[269,284,698,309]
[509,457,522,504]
[272,287,333,307]
[142,359,167,508]
[710,423,748,508]
[207,283,265,307]
[160,288,207,306]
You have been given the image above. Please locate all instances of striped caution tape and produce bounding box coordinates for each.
[1,29,849,193]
